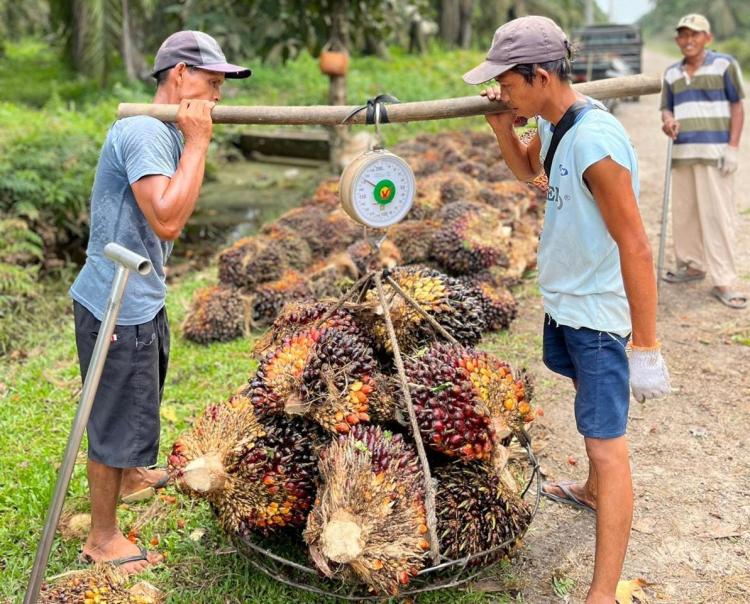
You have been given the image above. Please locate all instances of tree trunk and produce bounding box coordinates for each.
[440,0,460,46]
[458,0,473,49]
[328,0,350,174]
[121,0,137,80]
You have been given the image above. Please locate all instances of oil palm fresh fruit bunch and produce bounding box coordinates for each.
[435,200,487,223]
[40,565,157,604]
[307,209,361,257]
[167,397,320,535]
[477,181,536,218]
[459,279,518,332]
[363,266,485,352]
[249,322,383,434]
[182,285,247,344]
[308,178,341,211]
[253,300,362,357]
[406,185,443,220]
[261,224,313,271]
[434,462,532,565]
[346,240,401,276]
[387,220,439,265]
[251,269,312,326]
[431,207,510,275]
[304,425,428,595]
[217,235,286,289]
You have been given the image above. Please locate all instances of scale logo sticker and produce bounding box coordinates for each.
[374,179,396,205]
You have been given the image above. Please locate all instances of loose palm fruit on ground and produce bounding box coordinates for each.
[363,266,485,351]
[304,425,428,595]
[388,220,439,264]
[250,270,312,326]
[168,398,320,535]
[217,235,286,289]
[431,208,511,275]
[182,285,248,344]
[434,462,532,565]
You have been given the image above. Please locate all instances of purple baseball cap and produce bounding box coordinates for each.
[463,16,569,85]
[152,31,251,79]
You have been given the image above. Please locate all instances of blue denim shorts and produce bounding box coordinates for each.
[542,315,630,439]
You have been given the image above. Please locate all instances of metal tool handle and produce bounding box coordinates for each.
[656,138,673,302]
[24,243,152,604]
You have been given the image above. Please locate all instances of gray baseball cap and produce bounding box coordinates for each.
[152,31,251,79]
[463,16,569,85]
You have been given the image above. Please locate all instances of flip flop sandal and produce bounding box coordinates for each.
[120,470,171,504]
[79,545,153,568]
[541,481,596,514]
[711,288,748,309]
[662,269,706,283]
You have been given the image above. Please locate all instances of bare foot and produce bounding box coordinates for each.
[83,532,163,575]
[542,480,597,511]
[121,467,169,498]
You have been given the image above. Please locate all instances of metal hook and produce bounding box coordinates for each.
[373,102,383,149]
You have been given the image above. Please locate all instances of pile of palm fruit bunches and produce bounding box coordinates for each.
[182,131,545,344]
[169,271,542,595]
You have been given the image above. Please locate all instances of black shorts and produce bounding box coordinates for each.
[73,301,170,468]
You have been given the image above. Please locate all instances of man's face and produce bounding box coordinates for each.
[495,70,542,119]
[176,65,225,102]
[675,28,711,60]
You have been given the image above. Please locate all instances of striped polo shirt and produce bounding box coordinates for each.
[660,50,745,166]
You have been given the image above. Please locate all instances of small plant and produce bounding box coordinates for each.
[551,571,576,598]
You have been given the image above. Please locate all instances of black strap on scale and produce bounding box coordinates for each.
[542,100,596,179]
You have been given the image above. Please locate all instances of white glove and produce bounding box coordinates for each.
[628,346,671,403]
[719,146,738,176]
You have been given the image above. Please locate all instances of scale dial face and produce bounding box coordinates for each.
[340,150,415,228]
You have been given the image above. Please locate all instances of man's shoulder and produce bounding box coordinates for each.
[705,50,741,70]
[114,115,177,138]
[663,61,684,84]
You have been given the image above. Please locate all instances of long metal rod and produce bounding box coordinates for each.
[24,244,152,604]
[117,74,662,125]
[656,138,674,302]
[373,272,440,565]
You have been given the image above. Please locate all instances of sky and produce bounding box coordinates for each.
[596,0,652,24]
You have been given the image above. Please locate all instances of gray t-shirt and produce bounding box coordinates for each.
[70,116,184,324]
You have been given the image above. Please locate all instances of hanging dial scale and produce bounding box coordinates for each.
[339,101,415,229]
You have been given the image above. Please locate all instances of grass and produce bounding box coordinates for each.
[0,265,535,603]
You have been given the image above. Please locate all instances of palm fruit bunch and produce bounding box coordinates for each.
[405,342,536,465]
[434,173,479,204]
[346,240,401,276]
[40,565,157,604]
[261,224,313,271]
[431,205,511,275]
[463,280,518,332]
[404,342,496,462]
[477,181,536,218]
[304,425,428,595]
[307,177,341,211]
[253,300,361,356]
[434,463,532,565]
[308,210,361,257]
[167,397,320,535]
[182,285,247,344]
[406,185,443,220]
[363,266,485,351]
[248,317,388,434]
[250,269,312,326]
[387,220,439,265]
[217,235,285,289]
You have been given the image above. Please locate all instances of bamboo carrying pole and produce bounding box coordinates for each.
[117,73,661,125]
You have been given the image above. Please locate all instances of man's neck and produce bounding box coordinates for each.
[539,84,583,126]
[684,49,708,70]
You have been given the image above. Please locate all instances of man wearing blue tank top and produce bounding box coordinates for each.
[69,31,250,574]
[464,16,671,604]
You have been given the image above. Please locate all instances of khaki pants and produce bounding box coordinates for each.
[671,163,738,287]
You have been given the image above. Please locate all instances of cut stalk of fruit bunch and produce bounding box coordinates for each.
[304,425,428,595]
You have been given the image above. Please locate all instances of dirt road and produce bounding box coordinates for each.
[507,49,750,603]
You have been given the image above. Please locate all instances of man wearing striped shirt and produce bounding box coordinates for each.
[661,13,746,309]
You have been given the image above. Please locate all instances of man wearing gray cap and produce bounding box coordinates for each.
[464,16,670,604]
[69,31,250,574]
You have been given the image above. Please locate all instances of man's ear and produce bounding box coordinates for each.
[173,62,188,83]
[535,66,551,87]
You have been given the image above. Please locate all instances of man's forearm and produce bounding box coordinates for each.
[620,241,658,347]
[729,101,744,147]
[153,142,208,236]
[490,124,537,181]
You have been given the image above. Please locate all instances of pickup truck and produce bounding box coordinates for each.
[571,24,643,83]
